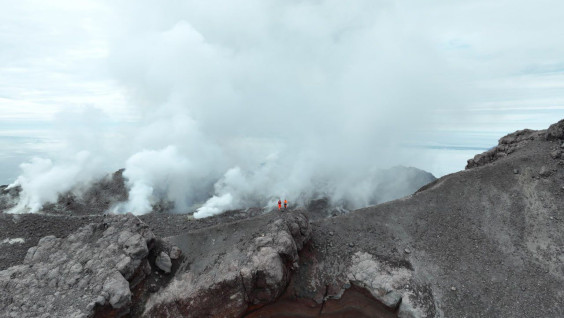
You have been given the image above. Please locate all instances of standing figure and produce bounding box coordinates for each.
[284,199,287,210]
[278,199,282,210]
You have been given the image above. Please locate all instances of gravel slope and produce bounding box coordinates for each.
[286,124,564,317]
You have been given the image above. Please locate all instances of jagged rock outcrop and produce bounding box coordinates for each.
[468,119,564,169]
[0,185,20,212]
[546,118,564,140]
[466,128,541,169]
[143,212,311,317]
[0,214,154,318]
[41,169,128,216]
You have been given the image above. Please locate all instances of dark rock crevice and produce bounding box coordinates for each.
[243,284,399,318]
[142,212,312,317]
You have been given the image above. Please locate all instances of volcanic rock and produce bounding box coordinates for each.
[539,166,553,178]
[546,118,564,140]
[466,128,540,168]
[0,214,154,318]
[143,212,311,317]
[0,185,20,212]
[155,252,172,273]
[169,246,181,260]
[249,119,564,318]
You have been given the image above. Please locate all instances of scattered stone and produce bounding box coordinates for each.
[329,231,334,236]
[169,246,181,260]
[348,242,355,247]
[155,252,172,274]
[539,166,553,178]
[451,286,457,291]
[148,284,159,293]
[550,150,562,159]
[513,169,519,174]
[404,248,411,254]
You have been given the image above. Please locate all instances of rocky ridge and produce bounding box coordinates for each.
[144,212,311,317]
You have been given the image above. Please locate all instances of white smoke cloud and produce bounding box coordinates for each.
[8,151,105,213]
[113,145,219,214]
[6,0,471,215]
[7,0,564,216]
[103,0,467,216]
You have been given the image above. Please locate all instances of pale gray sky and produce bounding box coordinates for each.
[1,0,563,213]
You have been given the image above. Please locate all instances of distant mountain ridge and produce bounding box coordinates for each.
[1,166,436,216]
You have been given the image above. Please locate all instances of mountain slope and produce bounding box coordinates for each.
[273,120,564,317]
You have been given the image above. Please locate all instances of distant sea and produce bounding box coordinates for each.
[0,134,59,185]
[0,131,493,185]
[1,109,561,185]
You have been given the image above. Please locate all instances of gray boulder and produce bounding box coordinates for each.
[550,149,562,159]
[169,246,181,259]
[0,214,155,318]
[155,251,172,273]
[539,166,553,178]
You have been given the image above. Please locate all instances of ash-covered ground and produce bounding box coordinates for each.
[0,165,434,271]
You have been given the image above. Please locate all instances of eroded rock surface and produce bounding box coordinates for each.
[0,214,154,318]
[0,185,20,212]
[348,252,422,316]
[546,118,564,140]
[155,252,172,273]
[466,128,542,169]
[143,212,311,317]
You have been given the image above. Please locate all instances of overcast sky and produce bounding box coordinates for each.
[2,0,564,214]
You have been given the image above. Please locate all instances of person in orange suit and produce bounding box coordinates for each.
[278,199,282,210]
[284,199,287,210]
